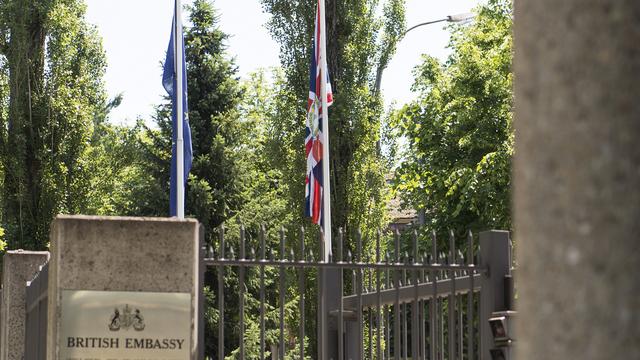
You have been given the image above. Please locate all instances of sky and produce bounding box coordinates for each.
[84,0,482,125]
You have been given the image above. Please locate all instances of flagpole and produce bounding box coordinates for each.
[319,0,331,262]
[175,0,185,219]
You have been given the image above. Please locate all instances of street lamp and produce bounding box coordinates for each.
[403,12,476,37]
[374,12,476,93]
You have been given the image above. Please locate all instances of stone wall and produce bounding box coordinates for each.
[0,250,49,360]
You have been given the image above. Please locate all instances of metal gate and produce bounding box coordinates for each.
[203,226,513,359]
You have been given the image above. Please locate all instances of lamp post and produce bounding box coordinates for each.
[374,12,476,93]
[404,12,475,36]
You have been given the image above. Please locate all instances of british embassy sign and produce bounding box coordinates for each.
[60,290,191,359]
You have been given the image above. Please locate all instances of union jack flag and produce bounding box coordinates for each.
[305,0,333,225]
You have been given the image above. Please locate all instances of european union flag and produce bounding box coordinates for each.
[162,12,193,217]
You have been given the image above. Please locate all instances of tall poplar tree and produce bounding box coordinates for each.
[256,0,406,356]
[0,0,108,249]
[260,0,406,247]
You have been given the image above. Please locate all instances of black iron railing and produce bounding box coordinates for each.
[202,227,512,359]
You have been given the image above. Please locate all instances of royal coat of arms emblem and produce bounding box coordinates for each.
[108,304,145,331]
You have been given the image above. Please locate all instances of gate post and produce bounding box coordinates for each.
[479,230,511,360]
[46,215,201,360]
[514,0,640,358]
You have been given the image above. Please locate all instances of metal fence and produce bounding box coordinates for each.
[24,262,49,360]
[203,226,513,360]
[20,225,513,359]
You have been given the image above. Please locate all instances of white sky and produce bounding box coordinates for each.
[85,0,481,125]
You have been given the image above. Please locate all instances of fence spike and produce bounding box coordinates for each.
[449,229,456,265]
[280,226,286,261]
[219,224,225,259]
[318,227,325,263]
[412,228,419,264]
[260,224,267,261]
[240,224,246,260]
[338,227,344,262]
[376,230,381,262]
[394,229,401,263]
[299,225,305,262]
[431,229,438,262]
[356,229,363,263]
[467,230,474,265]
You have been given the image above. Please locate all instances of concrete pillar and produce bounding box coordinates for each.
[479,231,511,359]
[514,1,640,359]
[46,215,201,360]
[0,250,49,360]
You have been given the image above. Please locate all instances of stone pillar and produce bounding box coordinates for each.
[46,215,201,360]
[514,1,640,359]
[0,250,49,360]
[479,231,511,359]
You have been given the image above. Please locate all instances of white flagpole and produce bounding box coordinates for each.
[175,0,185,219]
[319,0,331,262]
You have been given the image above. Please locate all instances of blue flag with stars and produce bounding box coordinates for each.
[162,14,193,217]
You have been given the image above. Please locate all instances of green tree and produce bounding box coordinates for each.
[132,0,247,232]
[82,111,152,216]
[260,0,405,247]
[258,0,406,356]
[126,2,294,357]
[392,0,513,240]
[0,0,108,249]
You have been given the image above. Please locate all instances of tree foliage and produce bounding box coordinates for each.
[129,0,249,235]
[257,0,406,356]
[260,0,405,248]
[0,0,516,356]
[392,0,513,239]
[120,3,294,357]
[0,0,108,249]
